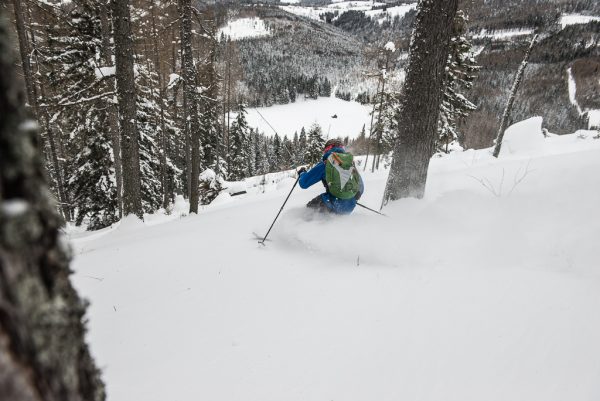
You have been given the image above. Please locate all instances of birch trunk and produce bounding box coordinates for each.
[492,34,538,158]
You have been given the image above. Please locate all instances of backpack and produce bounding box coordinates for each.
[325,152,361,200]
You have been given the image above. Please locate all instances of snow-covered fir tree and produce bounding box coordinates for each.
[304,123,325,165]
[437,10,479,153]
[199,23,222,174]
[135,63,167,213]
[297,127,307,164]
[228,104,250,180]
[272,134,284,171]
[47,1,118,229]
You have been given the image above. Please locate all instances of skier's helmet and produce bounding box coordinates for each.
[323,139,344,154]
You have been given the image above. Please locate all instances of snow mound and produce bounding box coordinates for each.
[499,116,544,156]
[211,192,232,205]
[171,195,189,215]
[587,110,600,129]
[116,214,145,231]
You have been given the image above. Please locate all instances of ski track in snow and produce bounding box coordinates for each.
[70,118,600,401]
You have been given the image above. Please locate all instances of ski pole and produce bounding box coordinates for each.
[356,202,387,217]
[259,175,301,245]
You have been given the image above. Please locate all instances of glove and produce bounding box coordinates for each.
[297,167,307,175]
[355,191,362,201]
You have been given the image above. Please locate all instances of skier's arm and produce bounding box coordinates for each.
[299,162,325,189]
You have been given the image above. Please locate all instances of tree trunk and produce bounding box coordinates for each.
[100,0,124,218]
[11,0,37,113]
[111,0,143,218]
[383,0,459,204]
[22,2,71,221]
[179,0,201,214]
[492,34,538,158]
[372,53,389,173]
[0,12,105,401]
[363,78,380,172]
[150,4,170,209]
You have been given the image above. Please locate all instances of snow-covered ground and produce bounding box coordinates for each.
[70,117,600,401]
[472,28,535,40]
[218,17,271,41]
[280,1,414,23]
[560,14,600,29]
[567,67,600,129]
[244,96,373,139]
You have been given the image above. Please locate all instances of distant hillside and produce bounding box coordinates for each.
[216,0,600,147]
[217,5,374,107]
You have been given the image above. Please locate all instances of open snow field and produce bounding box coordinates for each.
[69,118,600,401]
[245,97,373,139]
[218,17,271,41]
[280,1,415,24]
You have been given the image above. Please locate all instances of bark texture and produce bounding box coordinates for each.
[111,0,142,218]
[383,0,459,203]
[179,0,201,213]
[100,0,123,218]
[0,11,105,401]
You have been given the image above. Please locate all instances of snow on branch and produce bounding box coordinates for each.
[58,91,116,107]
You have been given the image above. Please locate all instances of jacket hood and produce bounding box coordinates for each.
[322,147,345,161]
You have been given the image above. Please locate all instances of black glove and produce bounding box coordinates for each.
[297,167,307,175]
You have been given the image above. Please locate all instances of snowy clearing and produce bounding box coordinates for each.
[472,28,535,40]
[218,17,271,41]
[560,14,600,29]
[280,1,413,23]
[243,96,373,140]
[71,118,600,401]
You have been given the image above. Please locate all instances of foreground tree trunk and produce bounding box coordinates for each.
[383,0,459,204]
[0,12,105,401]
[179,0,201,214]
[111,0,143,218]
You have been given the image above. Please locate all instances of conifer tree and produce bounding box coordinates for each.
[304,123,325,165]
[228,104,250,180]
[298,127,307,164]
[112,0,143,218]
[273,133,283,170]
[199,20,222,173]
[437,10,479,153]
[135,63,165,212]
[383,0,459,203]
[47,1,118,229]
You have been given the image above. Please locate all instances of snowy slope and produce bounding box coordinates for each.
[70,119,600,401]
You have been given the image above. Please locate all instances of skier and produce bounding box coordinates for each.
[297,139,364,214]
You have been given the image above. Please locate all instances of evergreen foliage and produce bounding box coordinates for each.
[228,104,250,180]
[304,123,326,165]
[47,1,118,229]
[437,10,479,153]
